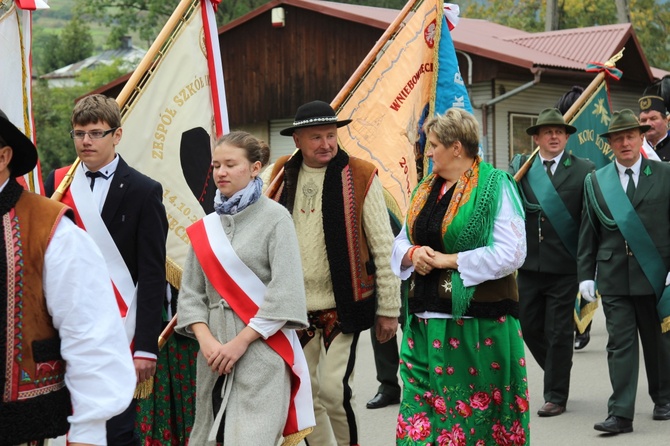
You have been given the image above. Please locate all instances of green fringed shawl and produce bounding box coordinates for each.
[406,160,518,317]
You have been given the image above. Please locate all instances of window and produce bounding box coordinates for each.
[509,113,537,158]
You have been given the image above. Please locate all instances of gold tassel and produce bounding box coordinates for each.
[661,316,670,334]
[133,376,154,399]
[574,292,600,334]
[166,257,183,289]
[281,427,313,446]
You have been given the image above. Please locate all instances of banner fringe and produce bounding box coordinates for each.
[134,376,154,399]
[574,293,600,334]
[166,257,183,289]
[281,427,313,446]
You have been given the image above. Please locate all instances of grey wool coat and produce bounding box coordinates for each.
[176,196,308,445]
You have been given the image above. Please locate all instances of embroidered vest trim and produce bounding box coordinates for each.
[270,150,377,333]
[1,189,72,444]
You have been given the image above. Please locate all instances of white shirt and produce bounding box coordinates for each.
[391,179,527,319]
[615,156,642,189]
[82,155,119,213]
[1,179,136,444]
[538,151,564,176]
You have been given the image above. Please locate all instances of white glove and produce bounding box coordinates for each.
[579,280,596,303]
[666,272,670,287]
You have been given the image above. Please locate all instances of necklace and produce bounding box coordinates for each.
[300,177,318,214]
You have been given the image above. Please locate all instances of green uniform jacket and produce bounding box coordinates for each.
[510,152,594,275]
[578,158,670,296]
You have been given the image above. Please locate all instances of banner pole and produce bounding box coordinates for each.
[331,0,424,110]
[514,49,624,182]
[51,0,199,202]
[116,0,198,107]
[265,0,425,199]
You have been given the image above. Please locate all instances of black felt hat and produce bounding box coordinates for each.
[0,109,38,177]
[280,101,352,136]
[638,95,667,114]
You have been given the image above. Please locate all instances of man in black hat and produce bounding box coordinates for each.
[639,95,670,161]
[578,109,670,434]
[268,100,401,446]
[0,110,135,445]
[510,108,594,418]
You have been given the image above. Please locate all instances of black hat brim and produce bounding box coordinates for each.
[280,119,352,136]
[0,115,38,177]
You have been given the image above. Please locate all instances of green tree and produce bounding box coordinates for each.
[463,0,670,70]
[31,15,94,75]
[464,0,544,32]
[32,30,63,75]
[58,15,95,66]
[33,81,86,175]
[77,60,128,90]
[76,0,270,45]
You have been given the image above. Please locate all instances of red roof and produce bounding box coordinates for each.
[254,0,668,80]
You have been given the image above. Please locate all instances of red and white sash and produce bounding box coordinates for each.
[187,213,315,436]
[55,165,137,345]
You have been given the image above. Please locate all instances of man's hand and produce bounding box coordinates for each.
[579,280,596,303]
[134,358,156,384]
[375,316,398,343]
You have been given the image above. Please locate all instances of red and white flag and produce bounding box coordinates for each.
[0,0,49,193]
[115,0,229,270]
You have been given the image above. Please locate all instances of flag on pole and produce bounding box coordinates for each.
[112,0,228,442]
[0,0,49,193]
[566,81,614,332]
[566,81,614,169]
[115,0,229,281]
[114,1,314,443]
[336,1,471,223]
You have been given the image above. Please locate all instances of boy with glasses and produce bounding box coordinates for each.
[45,94,168,446]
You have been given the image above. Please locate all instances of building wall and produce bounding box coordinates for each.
[220,5,383,127]
[468,80,646,169]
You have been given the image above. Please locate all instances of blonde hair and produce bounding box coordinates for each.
[216,131,265,164]
[423,108,479,157]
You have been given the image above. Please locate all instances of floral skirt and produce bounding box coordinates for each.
[135,333,199,445]
[397,314,530,446]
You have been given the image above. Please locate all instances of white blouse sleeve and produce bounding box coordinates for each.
[391,225,414,280]
[456,181,526,287]
[248,317,286,339]
[44,217,136,445]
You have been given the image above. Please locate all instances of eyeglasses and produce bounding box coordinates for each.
[70,127,119,140]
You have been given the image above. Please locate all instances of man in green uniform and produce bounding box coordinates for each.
[511,108,594,417]
[578,109,670,434]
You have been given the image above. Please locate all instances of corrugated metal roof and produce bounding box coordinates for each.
[276,1,668,79]
[504,24,632,69]
[41,44,146,80]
